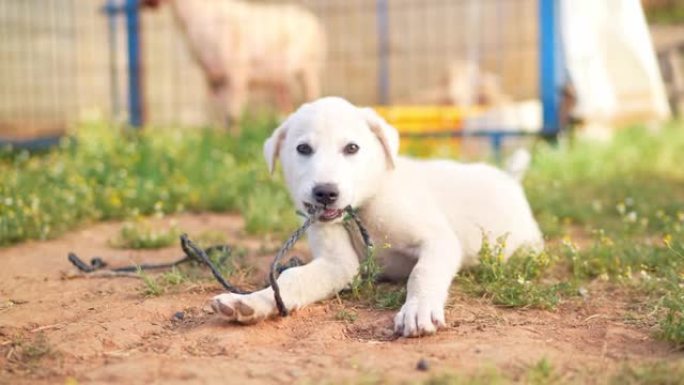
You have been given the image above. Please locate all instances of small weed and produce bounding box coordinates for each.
[3,332,56,373]
[208,245,245,279]
[343,234,402,311]
[527,358,558,385]
[372,285,406,310]
[110,219,180,249]
[349,245,381,300]
[15,333,52,362]
[335,309,358,323]
[138,267,164,297]
[161,266,187,287]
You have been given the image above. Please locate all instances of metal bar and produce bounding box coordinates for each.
[376,0,390,105]
[490,133,503,164]
[104,0,121,121]
[125,0,144,128]
[0,135,63,151]
[539,0,564,137]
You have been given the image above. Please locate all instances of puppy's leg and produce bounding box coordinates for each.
[212,224,359,324]
[394,234,462,337]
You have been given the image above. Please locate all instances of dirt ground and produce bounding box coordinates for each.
[1,214,681,385]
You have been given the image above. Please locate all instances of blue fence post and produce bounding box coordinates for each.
[376,0,390,105]
[490,133,503,164]
[539,0,564,137]
[125,0,144,128]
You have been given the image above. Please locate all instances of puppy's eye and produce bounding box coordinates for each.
[343,143,359,155]
[296,143,313,155]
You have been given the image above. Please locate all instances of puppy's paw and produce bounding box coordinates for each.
[394,298,446,337]
[211,292,275,324]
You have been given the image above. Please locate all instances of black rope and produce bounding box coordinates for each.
[67,205,373,318]
[344,206,374,249]
[269,212,316,316]
[179,234,250,294]
[67,245,230,274]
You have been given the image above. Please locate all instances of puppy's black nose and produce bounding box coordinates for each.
[312,184,339,205]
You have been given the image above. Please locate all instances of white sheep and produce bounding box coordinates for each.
[143,0,326,131]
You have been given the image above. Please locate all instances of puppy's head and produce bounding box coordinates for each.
[264,97,399,223]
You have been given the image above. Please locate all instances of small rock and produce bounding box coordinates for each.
[416,358,430,371]
[578,287,589,299]
[173,311,185,321]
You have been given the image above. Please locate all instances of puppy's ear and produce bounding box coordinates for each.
[263,118,289,174]
[358,107,399,169]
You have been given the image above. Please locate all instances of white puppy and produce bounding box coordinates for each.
[213,97,543,337]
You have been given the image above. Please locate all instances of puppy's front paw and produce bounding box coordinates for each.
[211,292,275,324]
[394,298,446,337]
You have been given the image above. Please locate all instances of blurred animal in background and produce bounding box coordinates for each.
[409,60,510,107]
[407,60,541,158]
[445,60,511,107]
[141,0,326,132]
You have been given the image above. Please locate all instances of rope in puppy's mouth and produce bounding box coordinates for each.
[67,205,373,318]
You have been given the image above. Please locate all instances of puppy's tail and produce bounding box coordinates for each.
[504,148,532,182]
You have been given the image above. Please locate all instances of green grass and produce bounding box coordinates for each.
[526,124,684,235]
[524,123,684,345]
[457,236,571,310]
[0,115,296,246]
[645,0,684,24]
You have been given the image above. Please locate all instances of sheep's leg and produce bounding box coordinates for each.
[208,74,231,130]
[227,72,248,134]
[300,67,321,102]
[274,82,294,116]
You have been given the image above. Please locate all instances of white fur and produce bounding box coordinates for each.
[213,97,543,337]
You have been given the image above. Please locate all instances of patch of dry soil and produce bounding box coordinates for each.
[0,214,680,384]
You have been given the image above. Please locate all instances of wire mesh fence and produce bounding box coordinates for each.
[0,0,544,152]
